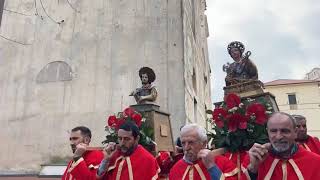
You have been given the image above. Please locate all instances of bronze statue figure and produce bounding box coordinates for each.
[223,41,258,86]
[130,67,158,104]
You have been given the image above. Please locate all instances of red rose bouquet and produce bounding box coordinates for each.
[103,107,155,150]
[208,93,273,152]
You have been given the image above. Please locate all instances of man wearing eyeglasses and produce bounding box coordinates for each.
[293,114,320,155]
[62,126,104,180]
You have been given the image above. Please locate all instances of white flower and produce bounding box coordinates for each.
[228,107,238,113]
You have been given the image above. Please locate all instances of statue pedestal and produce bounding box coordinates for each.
[215,92,279,112]
[223,80,264,97]
[130,104,175,154]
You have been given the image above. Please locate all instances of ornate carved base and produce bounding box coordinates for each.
[130,104,174,155]
[223,80,264,97]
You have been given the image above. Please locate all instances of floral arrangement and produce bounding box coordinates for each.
[103,107,155,151]
[208,93,274,153]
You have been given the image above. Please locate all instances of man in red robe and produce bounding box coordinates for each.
[246,112,320,180]
[97,121,160,180]
[169,124,238,180]
[293,114,320,154]
[62,126,104,180]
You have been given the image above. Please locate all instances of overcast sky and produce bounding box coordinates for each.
[206,0,320,102]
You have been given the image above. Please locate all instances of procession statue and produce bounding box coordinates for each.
[223,41,258,86]
[130,67,158,104]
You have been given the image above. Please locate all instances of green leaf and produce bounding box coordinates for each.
[206,110,213,114]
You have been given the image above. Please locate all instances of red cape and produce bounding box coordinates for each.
[62,150,104,180]
[103,145,160,180]
[169,155,238,180]
[299,135,320,155]
[257,147,320,180]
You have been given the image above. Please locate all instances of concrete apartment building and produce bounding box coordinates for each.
[264,79,320,137]
[0,0,211,173]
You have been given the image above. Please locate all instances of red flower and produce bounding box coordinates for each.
[225,93,241,109]
[107,115,117,127]
[246,103,267,125]
[115,118,125,130]
[124,107,135,117]
[157,151,170,164]
[212,108,227,128]
[227,114,239,132]
[132,113,142,127]
[238,115,249,129]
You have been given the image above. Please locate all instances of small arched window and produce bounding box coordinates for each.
[36,61,72,84]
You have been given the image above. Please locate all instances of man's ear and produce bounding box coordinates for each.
[202,140,208,149]
[84,137,91,144]
[136,135,140,142]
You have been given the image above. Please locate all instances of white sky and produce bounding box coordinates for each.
[206,0,320,102]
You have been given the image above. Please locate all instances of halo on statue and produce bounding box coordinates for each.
[139,67,156,83]
[227,41,245,55]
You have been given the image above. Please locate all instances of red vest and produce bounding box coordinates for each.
[299,135,320,155]
[102,145,160,180]
[169,155,238,180]
[257,147,320,180]
[61,150,104,180]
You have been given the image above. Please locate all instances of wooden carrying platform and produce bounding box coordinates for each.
[130,104,175,154]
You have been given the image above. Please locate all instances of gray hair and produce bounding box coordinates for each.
[268,112,296,128]
[292,114,306,122]
[180,123,207,142]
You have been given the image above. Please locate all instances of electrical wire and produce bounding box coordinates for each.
[0,34,32,45]
[39,0,64,24]
[66,0,80,13]
[3,8,33,16]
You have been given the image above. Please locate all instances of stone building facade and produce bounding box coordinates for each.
[0,0,211,172]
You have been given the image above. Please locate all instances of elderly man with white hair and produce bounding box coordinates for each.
[169,124,238,180]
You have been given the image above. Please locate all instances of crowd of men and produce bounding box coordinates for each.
[61,112,320,180]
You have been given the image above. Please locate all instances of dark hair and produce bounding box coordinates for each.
[72,126,92,139]
[268,112,296,129]
[139,67,156,83]
[119,121,140,139]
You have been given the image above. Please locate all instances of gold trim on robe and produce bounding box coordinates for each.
[67,157,84,173]
[264,158,304,180]
[181,164,207,180]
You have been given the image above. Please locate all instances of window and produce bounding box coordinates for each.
[204,75,208,85]
[36,61,73,84]
[288,94,297,104]
[0,0,5,26]
[288,93,297,110]
[194,98,198,123]
[192,68,197,93]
